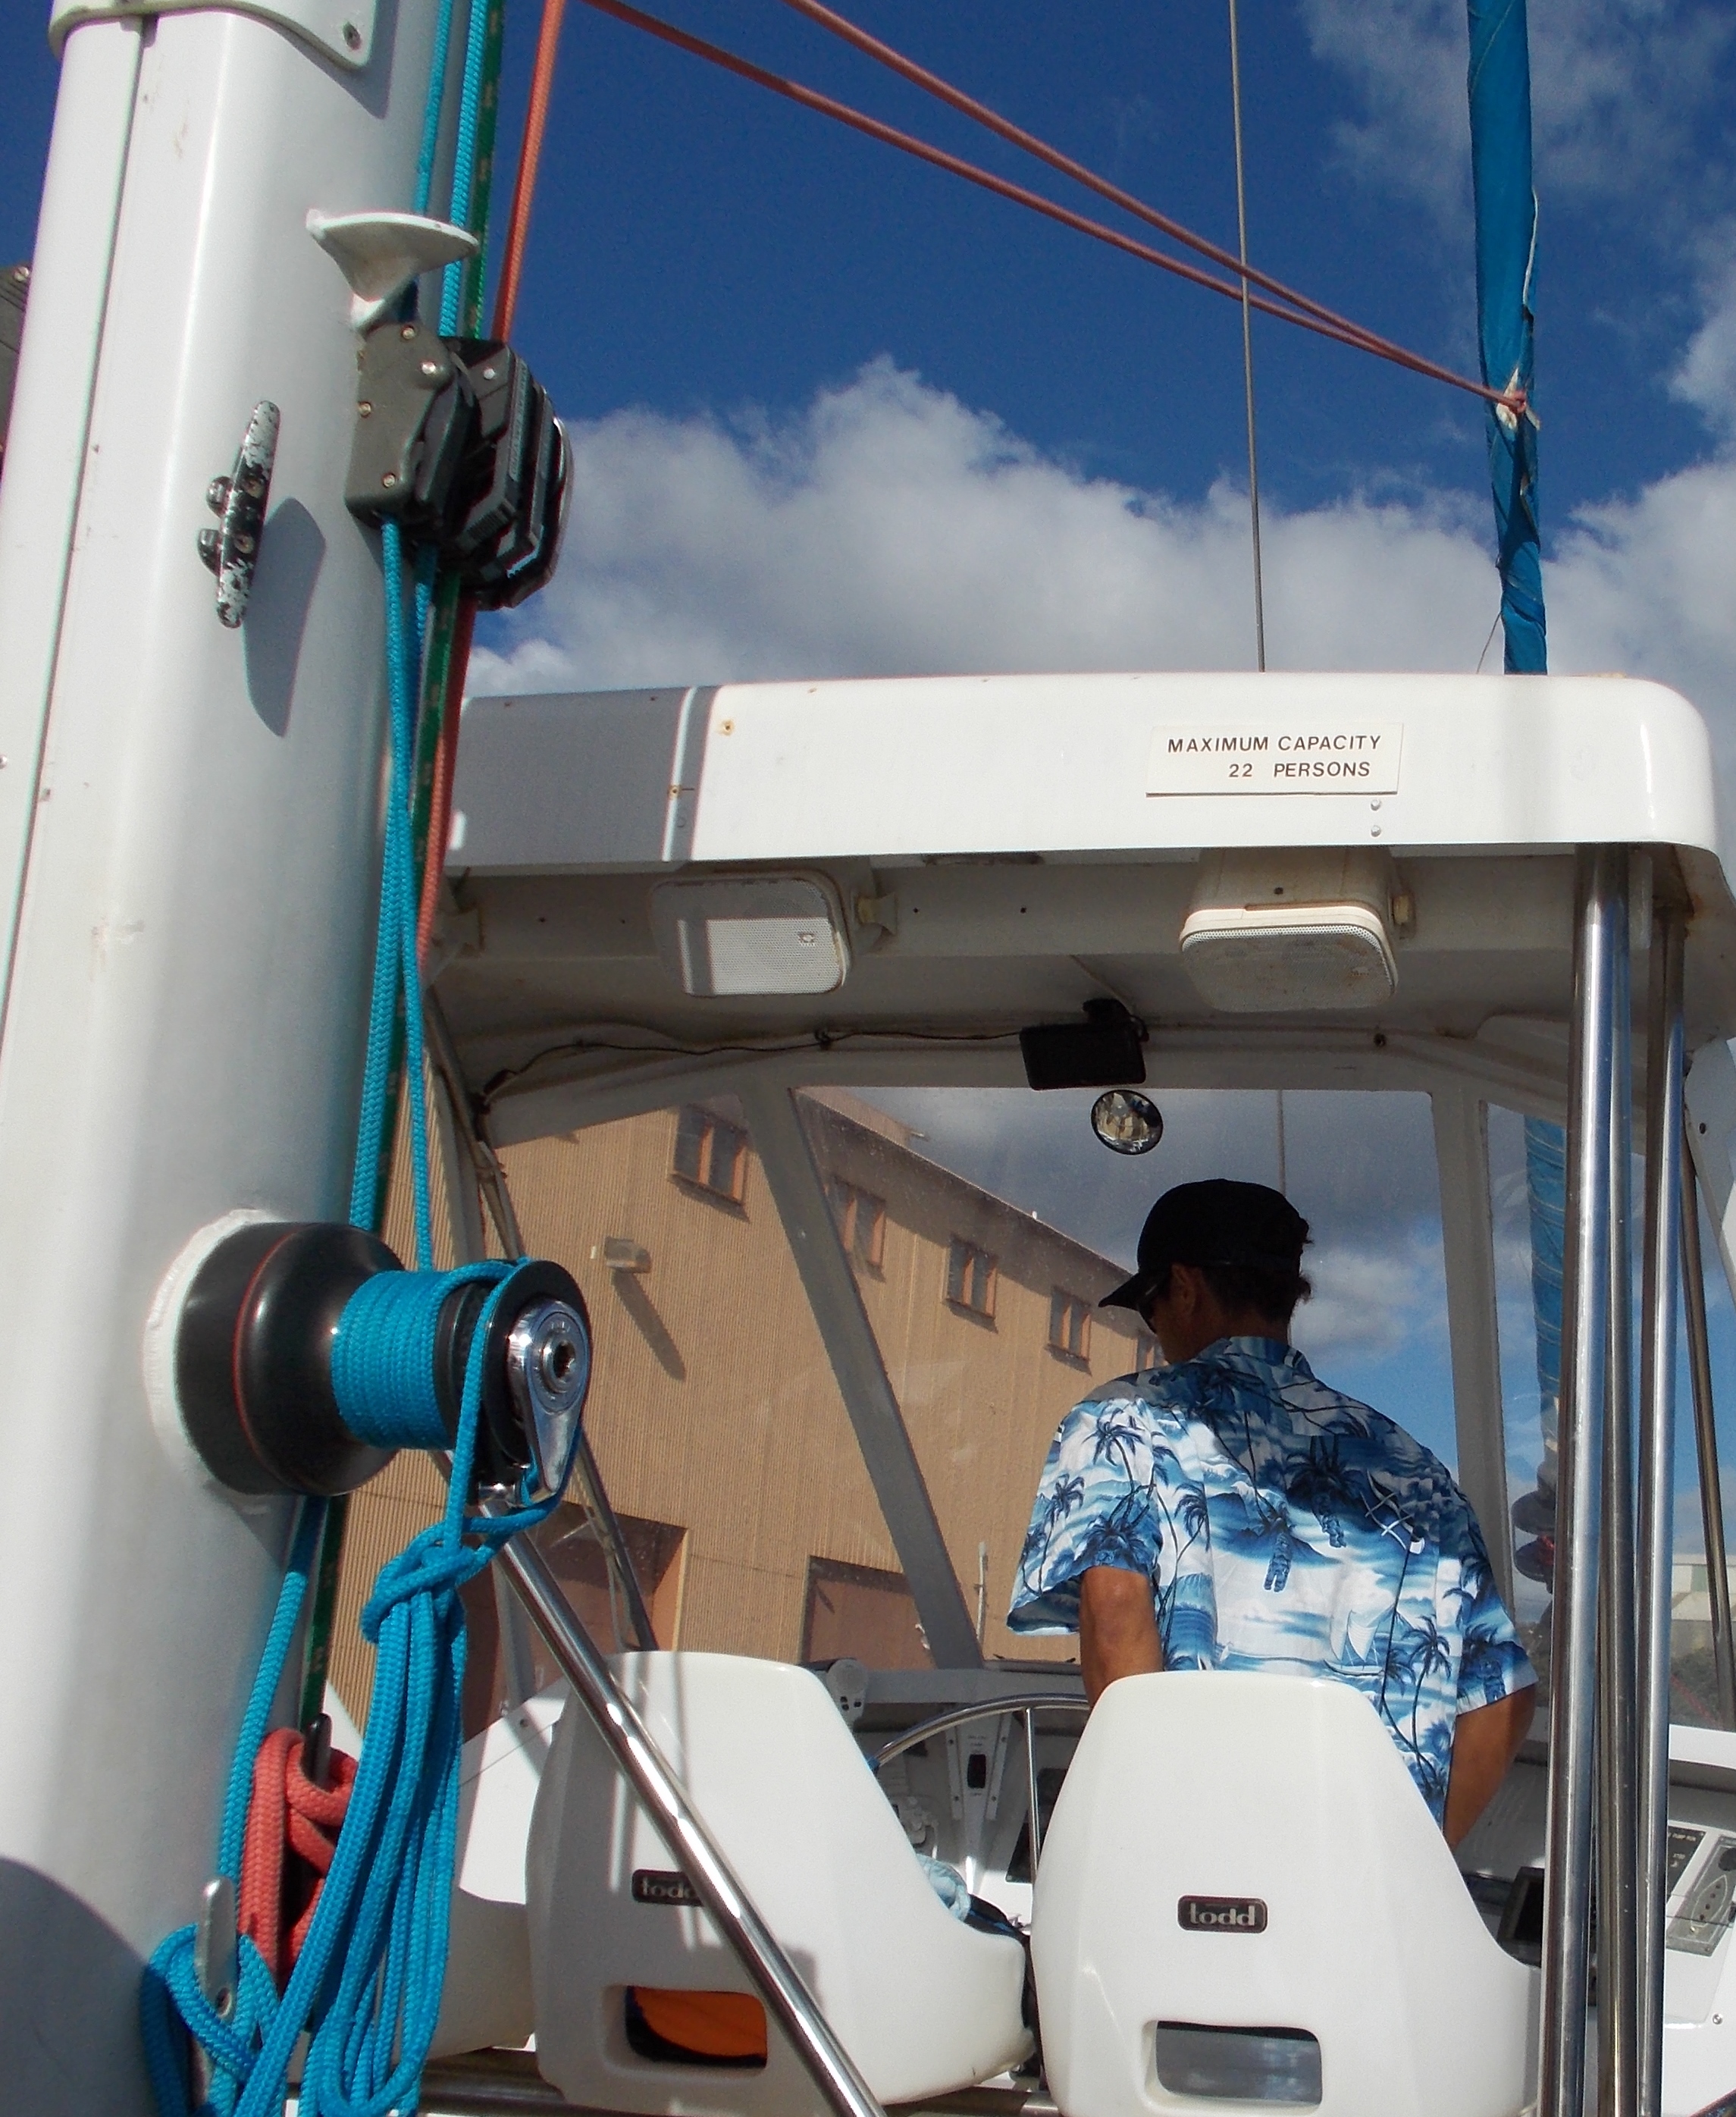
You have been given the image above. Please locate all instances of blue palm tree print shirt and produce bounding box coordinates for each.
[1008,1337,1534,1824]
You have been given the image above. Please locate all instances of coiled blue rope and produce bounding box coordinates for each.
[139,1503,327,2117]
[143,1266,561,2117]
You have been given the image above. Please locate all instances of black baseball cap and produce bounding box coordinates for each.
[1100,1179,1310,1313]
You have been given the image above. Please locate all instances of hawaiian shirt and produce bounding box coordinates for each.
[1008,1337,1534,1824]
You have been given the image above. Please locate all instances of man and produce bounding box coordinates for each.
[1008,1179,1535,1847]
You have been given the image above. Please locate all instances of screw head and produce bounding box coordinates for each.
[419,359,440,376]
[400,324,417,341]
[358,400,373,416]
[381,471,399,488]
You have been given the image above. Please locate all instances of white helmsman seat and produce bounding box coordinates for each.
[527,1651,1033,2116]
[1032,1673,1535,2117]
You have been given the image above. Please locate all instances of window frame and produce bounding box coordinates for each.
[945,1235,998,1319]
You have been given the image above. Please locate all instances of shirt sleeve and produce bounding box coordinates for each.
[1448,1496,1537,1714]
[1006,1392,1166,1633]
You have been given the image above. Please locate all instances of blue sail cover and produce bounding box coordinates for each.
[1467,0,1546,673]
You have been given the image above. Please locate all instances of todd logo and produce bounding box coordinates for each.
[633,1869,702,1906]
[1177,1895,1268,1934]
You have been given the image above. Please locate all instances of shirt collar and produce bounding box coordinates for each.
[1197,1334,1309,1375]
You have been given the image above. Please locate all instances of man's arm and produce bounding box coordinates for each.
[1443,1683,1536,1849]
[1080,1565,1164,1705]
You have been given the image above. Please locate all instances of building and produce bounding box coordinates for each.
[329,1090,1153,1730]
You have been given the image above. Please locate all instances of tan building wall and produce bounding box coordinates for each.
[329,1089,1149,1726]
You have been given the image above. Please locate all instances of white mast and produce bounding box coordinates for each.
[0,9,445,2103]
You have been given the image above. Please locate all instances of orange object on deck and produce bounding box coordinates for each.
[629,1987,769,2062]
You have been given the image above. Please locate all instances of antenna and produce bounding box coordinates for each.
[1227,0,1266,672]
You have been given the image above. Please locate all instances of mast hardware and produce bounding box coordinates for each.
[197,400,279,629]
[172,1218,591,1501]
[345,321,569,611]
[49,1,375,71]
[188,1875,237,2107]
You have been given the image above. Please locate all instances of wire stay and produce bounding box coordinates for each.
[572,0,1524,413]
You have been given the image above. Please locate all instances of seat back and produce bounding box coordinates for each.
[527,1651,1030,2116]
[431,1684,568,2059]
[1032,1673,1534,2117]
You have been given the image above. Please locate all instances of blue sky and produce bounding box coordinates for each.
[8,7,1736,1560]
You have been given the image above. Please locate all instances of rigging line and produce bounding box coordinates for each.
[1227,0,1265,674]
[417,0,570,970]
[494,0,569,340]
[574,0,1517,406]
[771,0,1523,412]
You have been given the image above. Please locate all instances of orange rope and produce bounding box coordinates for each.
[493,0,569,342]
[577,0,1524,416]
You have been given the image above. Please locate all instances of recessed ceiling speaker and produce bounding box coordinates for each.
[1179,848,1399,1012]
[650,874,851,997]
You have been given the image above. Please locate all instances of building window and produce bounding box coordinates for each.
[1049,1289,1092,1363]
[672,1104,748,1203]
[945,1237,997,1319]
[802,1557,931,1670]
[827,1178,886,1269]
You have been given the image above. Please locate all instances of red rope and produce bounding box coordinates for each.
[493,0,569,343]
[239,1728,358,1988]
[418,0,569,969]
[575,0,1524,416]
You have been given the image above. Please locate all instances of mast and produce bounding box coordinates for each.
[0,11,451,2105]
[1465,0,1544,673]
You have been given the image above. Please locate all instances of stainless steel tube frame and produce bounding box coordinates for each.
[870,1696,1086,1770]
[495,1532,889,2117]
[1540,845,1625,2117]
[1681,1147,1736,1728]
[1599,849,1638,2117]
[1638,905,1686,2117]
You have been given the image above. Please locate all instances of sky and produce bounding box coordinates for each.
[7,6,1736,1557]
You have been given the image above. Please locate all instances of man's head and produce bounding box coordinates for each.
[1101,1179,1311,1364]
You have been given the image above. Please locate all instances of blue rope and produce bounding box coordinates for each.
[331,1271,453,1451]
[440,0,493,334]
[412,0,459,219]
[144,1268,561,2117]
[139,1504,327,2117]
[349,520,434,1269]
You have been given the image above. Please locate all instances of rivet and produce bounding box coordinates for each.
[358,400,373,416]
[1371,826,1382,837]
[1370,799,1382,811]
[420,359,440,376]
[481,366,497,380]
[400,325,417,341]
[382,471,399,488]
[720,719,735,733]
[342,20,362,49]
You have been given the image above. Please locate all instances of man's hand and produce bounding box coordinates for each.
[1080,1565,1164,1705]
[1443,1684,1537,1849]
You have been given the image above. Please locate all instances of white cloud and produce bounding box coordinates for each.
[1293,1237,1444,1360]
[473,358,1499,695]
[1674,253,1736,439]
[1299,0,1734,222]
[473,359,1736,783]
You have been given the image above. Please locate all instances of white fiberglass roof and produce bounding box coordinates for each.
[438,672,1736,1141]
[450,672,1724,874]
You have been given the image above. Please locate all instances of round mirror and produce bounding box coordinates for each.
[1091,1089,1164,1156]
